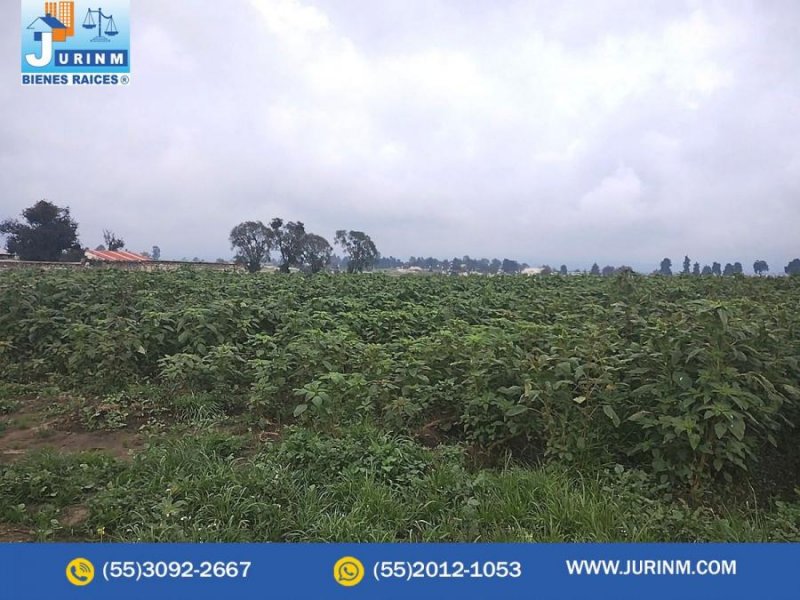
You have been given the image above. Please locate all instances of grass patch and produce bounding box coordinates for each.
[2,426,798,542]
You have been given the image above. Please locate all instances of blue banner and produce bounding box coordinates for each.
[1,543,798,599]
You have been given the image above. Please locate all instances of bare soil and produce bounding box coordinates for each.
[0,397,143,463]
[0,523,33,542]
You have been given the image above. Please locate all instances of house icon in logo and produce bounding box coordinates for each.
[28,14,66,43]
[27,2,75,43]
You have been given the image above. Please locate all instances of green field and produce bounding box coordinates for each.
[1,270,798,542]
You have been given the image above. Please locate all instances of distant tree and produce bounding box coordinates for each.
[62,247,85,262]
[0,200,81,261]
[712,262,722,276]
[450,257,463,275]
[723,263,734,277]
[328,254,343,271]
[733,262,743,275]
[682,255,691,275]
[601,265,616,277]
[229,221,273,273]
[303,233,333,273]
[701,265,713,276]
[376,256,404,270]
[659,258,672,276]
[269,218,308,273]
[95,244,106,251]
[489,259,502,275]
[335,230,379,273]
[215,258,228,264]
[501,258,520,274]
[541,265,553,275]
[103,229,124,251]
[590,263,600,275]
[152,245,161,261]
[692,262,700,276]
[785,258,800,276]
[559,264,568,276]
[753,260,769,276]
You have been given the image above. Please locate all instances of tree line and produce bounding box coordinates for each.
[654,256,799,276]
[374,256,533,274]
[228,219,379,274]
[0,200,382,274]
[3,200,800,276]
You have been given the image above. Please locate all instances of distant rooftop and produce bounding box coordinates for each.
[85,249,149,262]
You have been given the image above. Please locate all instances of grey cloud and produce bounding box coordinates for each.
[1,0,798,271]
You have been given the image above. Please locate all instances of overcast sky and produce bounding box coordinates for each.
[2,0,799,271]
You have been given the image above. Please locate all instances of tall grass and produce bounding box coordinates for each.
[2,426,797,542]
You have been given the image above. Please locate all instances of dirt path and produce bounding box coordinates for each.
[0,398,143,463]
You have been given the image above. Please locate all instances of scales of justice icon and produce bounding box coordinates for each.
[82,7,118,42]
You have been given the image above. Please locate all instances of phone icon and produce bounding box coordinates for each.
[70,565,90,583]
[66,558,95,586]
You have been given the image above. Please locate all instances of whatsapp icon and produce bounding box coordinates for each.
[334,556,365,587]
